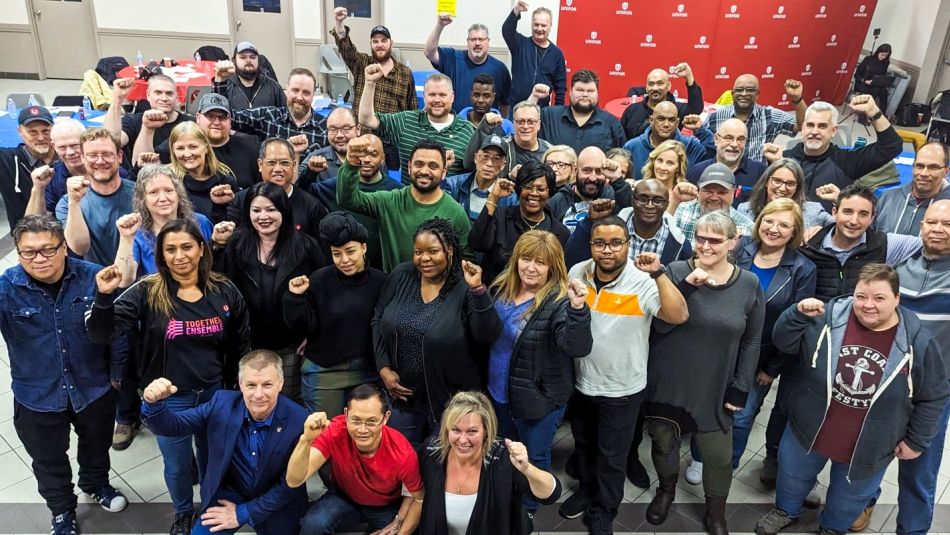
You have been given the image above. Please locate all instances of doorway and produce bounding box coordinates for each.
[30,0,99,79]
[231,0,295,82]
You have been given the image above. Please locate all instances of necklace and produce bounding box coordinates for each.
[452,458,480,493]
[757,251,784,261]
[521,212,545,230]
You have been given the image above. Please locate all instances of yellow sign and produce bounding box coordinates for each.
[437,0,457,17]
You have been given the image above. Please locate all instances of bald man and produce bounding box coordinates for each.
[686,118,767,206]
[704,74,806,160]
[547,146,617,233]
[876,142,950,236]
[619,63,705,140]
[624,101,712,180]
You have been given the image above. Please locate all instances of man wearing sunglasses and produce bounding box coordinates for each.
[875,142,950,236]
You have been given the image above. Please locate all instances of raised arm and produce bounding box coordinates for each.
[25,165,53,216]
[358,65,383,130]
[114,213,142,288]
[60,177,91,257]
[285,412,330,488]
[104,78,134,147]
[425,14,453,67]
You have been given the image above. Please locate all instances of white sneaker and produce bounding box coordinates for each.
[685,460,703,485]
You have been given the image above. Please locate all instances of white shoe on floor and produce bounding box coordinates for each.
[685,460,703,485]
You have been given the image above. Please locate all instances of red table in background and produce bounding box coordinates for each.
[116,60,216,105]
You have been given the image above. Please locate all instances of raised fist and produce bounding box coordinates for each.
[513,0,529,14]
[96,264,123,294]
[112,78,135,101]
[797,297,826,317]
[685,267,710,287]
[288,275,310,295]
[588,198,615,220]
[531,84,551,103]
[288,134,309,155]
[215,60,236,82]
[210,184,234,205]
[815,183,840,201]
[484,112,502,126]
[490,177,515,200]
[567,279,588,309]
[307,155,329,173]
[602,158,623,181]
[31,165,53,190]
[437,13,453,27]
[115,213,143,238]
[461,260,483,289]
[762,143,783,163]
[682,114,702,131]
[212,221,236,245]
[334,7,348,23]
[364,64,384,84]
[671,182,698,203]
[634,252,661,274]
[784,79,803,101]
[303,411,329,442]
[506,438,530,472]
[673,62,693,81]
[346,135,373,166]
[136,152,160,167]
[142,110,168,130]
[849,94,880,117]
[66,176,90,203]
[143,378,178,403]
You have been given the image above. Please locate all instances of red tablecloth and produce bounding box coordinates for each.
[116,60,216,104]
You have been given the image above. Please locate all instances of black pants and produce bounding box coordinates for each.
[115,367,141,425]
[14,390,117,515]
[570,391,645,519]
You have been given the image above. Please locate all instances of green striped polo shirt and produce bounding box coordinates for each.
[376,110,474,185]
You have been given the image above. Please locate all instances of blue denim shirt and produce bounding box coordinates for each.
[0,258,124,412]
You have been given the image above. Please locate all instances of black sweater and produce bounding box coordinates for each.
[184,173,241,224]
[283,266,386,367]
[469,206,570,284]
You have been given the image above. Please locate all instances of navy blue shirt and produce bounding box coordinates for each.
[686,156,768,207]
[0,258,123,412]
[502,11,567,107]
[538,106,626,154]
[433,47,512,113]
[227,408,274,499]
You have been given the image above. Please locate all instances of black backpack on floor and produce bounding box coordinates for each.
[896,102,932,126]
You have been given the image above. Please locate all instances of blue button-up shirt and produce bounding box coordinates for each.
[0,258,124,412]
[230,408,274,527]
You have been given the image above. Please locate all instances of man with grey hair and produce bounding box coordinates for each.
[360,66,474,183]
[141,349,309,535]
[425,14,512,116]
[764,95,902,210]
[686,118,767,206]
[503,1,566,109]
[668,163,755,241]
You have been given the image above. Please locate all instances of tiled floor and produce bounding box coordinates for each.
[0,77,942,533]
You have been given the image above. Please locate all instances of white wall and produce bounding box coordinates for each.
[863,0,940,66]
[293,0,323,40]
[94,0,230,34]
[383,0,560,47]
[0,0,29,25]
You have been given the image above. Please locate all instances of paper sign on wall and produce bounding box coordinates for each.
[437,0,457,17]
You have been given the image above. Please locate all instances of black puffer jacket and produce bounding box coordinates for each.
[503,294,592,420]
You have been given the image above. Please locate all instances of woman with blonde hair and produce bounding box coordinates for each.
[641,139,688,191]
[486,230,591,515]
[168,121,240,223]
[418,391,561,535]
[542,144,577,187]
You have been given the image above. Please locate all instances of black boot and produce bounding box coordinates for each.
[704,496,729,535]
[645,474,677,525]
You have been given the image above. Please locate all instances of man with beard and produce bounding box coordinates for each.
[226,137,328,240]
[530,69,625,154]
[687,119,766,206]
[668,163,755,241]
[565,180,693,268]
[625,101,712,180]
[619,64,705,140]
[211,41,287,111]
[331,8,417,113]
[297,107,361,191]
[503,1,566,109]
[310,134,399,269]
[464,101,548,177]
[547,146,618,234]
[445,135,517,221]
[763,96,902,211]
[426,16,512,116]
[360,68,474,184]
[337,136,471,272]
[231,68,328,147]
[0,106,57,230]
[54,128,134,266]
[875,143,950,236]
[104,75,194,166]
[704,75,805,160]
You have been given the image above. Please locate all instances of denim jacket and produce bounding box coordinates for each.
[0,258,124,412]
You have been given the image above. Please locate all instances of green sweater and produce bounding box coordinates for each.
[336,162,472,272]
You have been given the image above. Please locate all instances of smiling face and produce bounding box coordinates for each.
[172,133,208,176]
[758,209,796,249]
[240,364,282,421]
[16,231,66,284]
[693,227,735,269]
[196,110,231,145]
[921,201,950,257]
[249,195,282,238]
[82,137,122,184]
[833,195,875,243]
[698,183,732,213]
[715,119,748,166]
[19,122,53,160]
[911,144,949,199]
[517,254,550,291]
[632,180,669,227]
[531,12,552,43]
[513,106,541,147]
[285,74,315,120]
[344,396,389,453]
[413,231,450,282]
[802,109,837,155]
[448,412,485,462]
[651,149,680,184]
[646,69,671,104]
[467,28,489,62]
[731,74,760,112]
[424,79,454,120]
[853,279,899,330]
[331,240,367,276]
[575,148,607,199]
[144,175,180,220]
[161,231,203,279]
[326,109,359,154]
[258,141,297,192]
[409,148,446,193]
[519,176,550,217]
[766,167,799,201]
[51,125,83,173]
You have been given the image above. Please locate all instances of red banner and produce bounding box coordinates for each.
[556,0,877,110]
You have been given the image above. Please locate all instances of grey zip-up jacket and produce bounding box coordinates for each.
[773,296,949,480]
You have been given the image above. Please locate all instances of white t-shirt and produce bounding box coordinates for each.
[444,491,477,535]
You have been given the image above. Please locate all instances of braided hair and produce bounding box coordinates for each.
[413,217,463,292]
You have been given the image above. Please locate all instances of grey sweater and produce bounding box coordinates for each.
[644,260,765,433]
[876,182,950,236]
[897,251,950,366]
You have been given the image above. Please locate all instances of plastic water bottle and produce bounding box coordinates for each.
[80,96,91,119]
[28,94,38,107]
[194,52,202,62]
[136,50,145,67]
[673,89,680,101]
[6,98,15,116]
[337,93,344,106]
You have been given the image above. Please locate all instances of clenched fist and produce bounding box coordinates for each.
[115,213,143,238]
[288,275,310,295]
[364,64,384,84]
[461,260,483,290]
[513,0,529,14]
[588,198,615,220]
[31,165,53,190]
[531,84,551,103]
[685,267,710,287]
[567,279,588,309]
[784,79,803,101]
[66,176,90,203]
[137,152,160,167]
[634,252,662,274]
[671,182,698,203]
[215,60,236,82]
[307,155,328,173]
[142,110,168,130]
[849,94,880,117]
[681,114,702,131]
[762,143,783,163]
[288,134,309,155]
[484,112,503,126]
[815,183,840,201]
[112,78,135,102]
[302,412,330,442]
[506,438,530,473]
[210,184,234,205]
[96,264,123,294]
[212,221,236,245]
[143,378,178,403]
[797,298,825,317]
[346,135,374,166]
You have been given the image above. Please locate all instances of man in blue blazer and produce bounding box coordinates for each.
[142,350,309,535]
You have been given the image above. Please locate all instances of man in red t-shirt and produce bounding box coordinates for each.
[287,383,424,534]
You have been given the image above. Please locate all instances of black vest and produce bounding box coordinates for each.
[801,225,888,302]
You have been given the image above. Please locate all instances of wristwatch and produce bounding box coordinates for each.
[650,265,667,279]
[868,110,884,122]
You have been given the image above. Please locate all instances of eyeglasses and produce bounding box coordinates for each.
[17,241,63,260]
[769,177,798,190]
[914,163,946,172]
[263,159,294,169]
[346,417,381,430]
[477,153,504,166]
[522,185,548,194]
[328,126,356,136]
[633,195,667,206]
[732,87,759,94]
[514,119,539,127]
[761,218,794,231]
[202,113,230,123]
[590,239,628,252]
[716,134,747,145]
[546,161,572,170]
[467,36,488,43]
[695,235,727,246]
[85,152,117,162]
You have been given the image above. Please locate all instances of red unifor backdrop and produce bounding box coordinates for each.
[555,0,878,112]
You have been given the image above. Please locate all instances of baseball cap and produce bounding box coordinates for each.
[234,41,258,55]
[698,163,736,189]
[198,93,231,115]
[18,106,53,126]
[370,25,391,39]
[479,135,508,156]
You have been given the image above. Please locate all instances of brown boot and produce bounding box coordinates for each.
[645,474,678,525]
[704,496,729,535]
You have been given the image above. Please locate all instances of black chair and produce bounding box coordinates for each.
[195,46,229,62]
[95,56,130,86]
[52,95,85,107]
[627,86,646,98]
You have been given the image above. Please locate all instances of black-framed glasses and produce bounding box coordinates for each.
[590,239,628,252]
[769,177,798,190]
[546,161,572,170]
[633,195,667,206]
[17,241,64,260]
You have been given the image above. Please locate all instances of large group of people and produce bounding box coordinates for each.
[0,3,947,535]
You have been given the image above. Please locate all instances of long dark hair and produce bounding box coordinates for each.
[413,217,463,293]
[148,219,226,317]
[231,182,303,266]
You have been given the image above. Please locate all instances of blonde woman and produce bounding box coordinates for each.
[641,139,688,192]
[168,121,239,223]
[542,144,577,188]
[418,391,561,535]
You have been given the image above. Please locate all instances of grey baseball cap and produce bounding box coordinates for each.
[234,41,258,55]
[698,163,736,189]
[198,93,230,115]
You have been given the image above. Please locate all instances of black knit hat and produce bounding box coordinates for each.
[319,212,368,247]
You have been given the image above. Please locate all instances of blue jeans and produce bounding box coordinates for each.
[156,386,220,514]
[387,401,435,448]
[300,359,378,415]
[299,488,400,535]
[776,426,887,532]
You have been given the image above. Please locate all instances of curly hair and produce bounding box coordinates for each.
[413,217,463,293]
